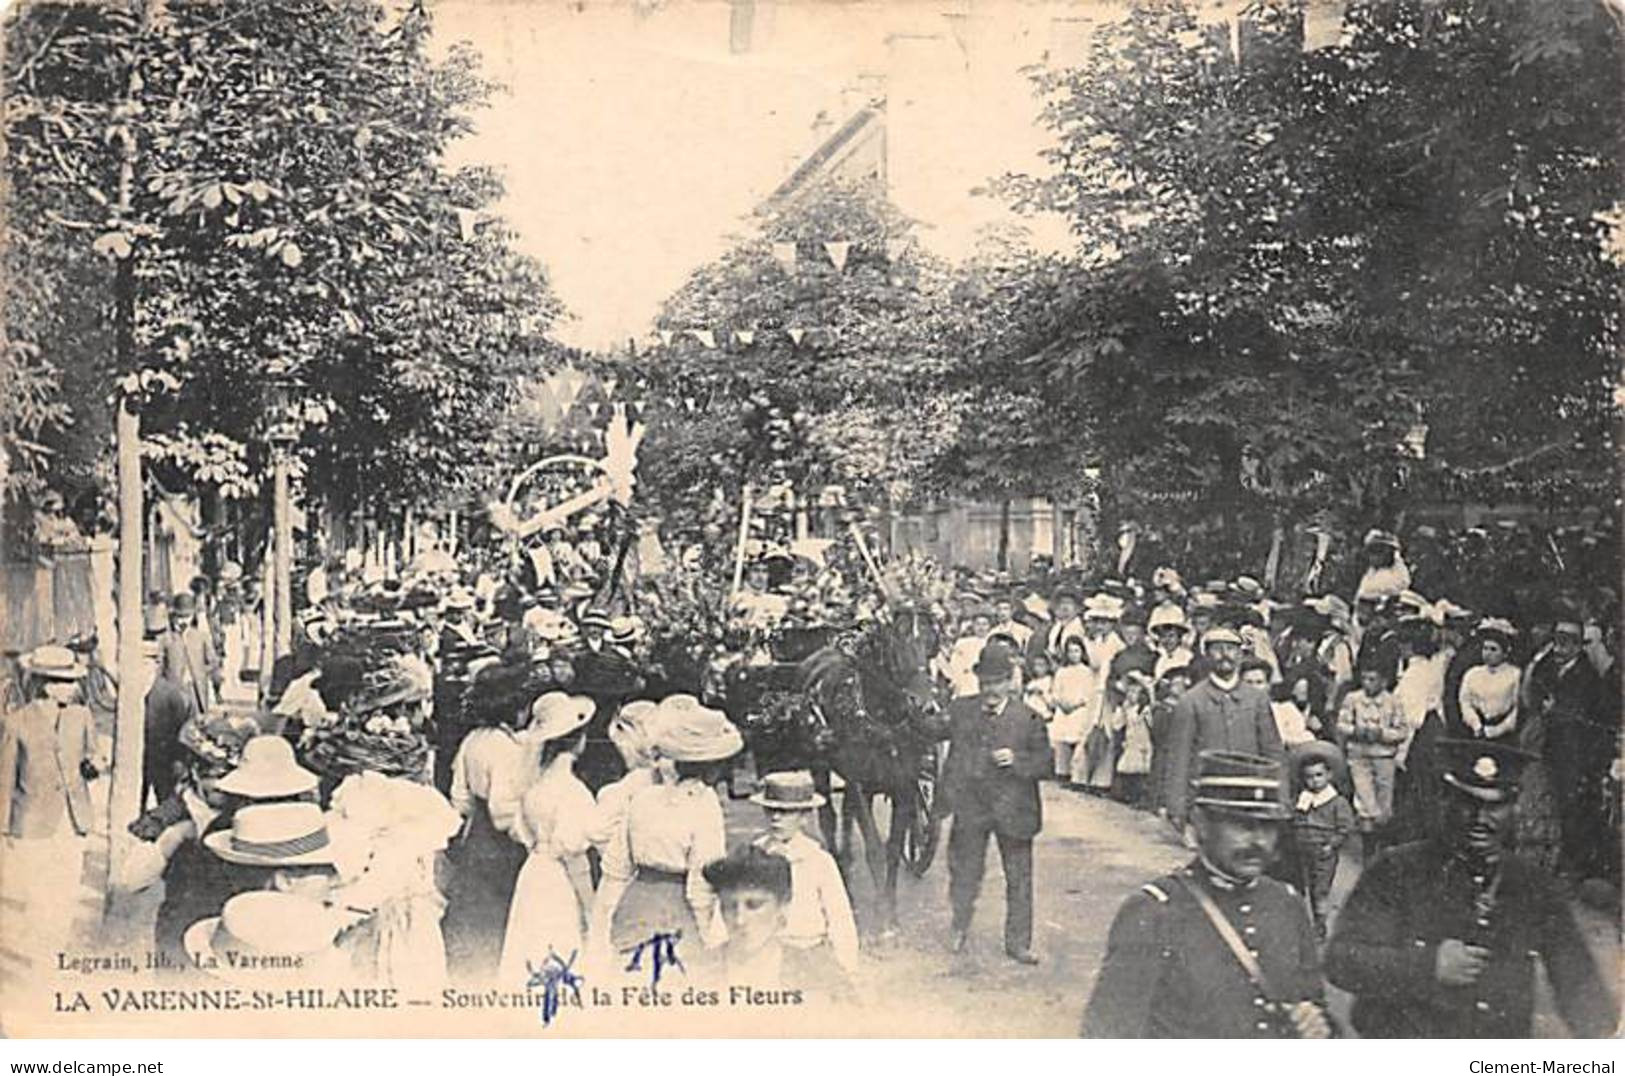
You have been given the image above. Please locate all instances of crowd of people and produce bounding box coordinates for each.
[1,520,1619,1036]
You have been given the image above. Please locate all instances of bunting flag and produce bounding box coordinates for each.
[771,242,797,272]
[658,330,675,347]
[585,402,602,420]
[787,328,807,347]
[688,330,717,349]
[453,207,482,242]
[824,241,851,272]
[884,239,908,263]
[604,378,618,397]
[734,330,756,347]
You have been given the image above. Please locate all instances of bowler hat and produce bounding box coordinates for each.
[973,641,1017,683]
[1191,750,1289,819]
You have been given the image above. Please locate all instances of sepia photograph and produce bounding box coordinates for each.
[0,0,1621,1046]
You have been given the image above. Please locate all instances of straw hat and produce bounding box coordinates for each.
[652,695,743,763]
[203,802,338,867]
[20,644,87,681]
[215,736,319,799]
[528,692,594,742]
[184,891,350,984]
[750,770,826,810]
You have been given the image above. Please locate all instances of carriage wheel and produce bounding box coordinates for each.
[901,764,942,877]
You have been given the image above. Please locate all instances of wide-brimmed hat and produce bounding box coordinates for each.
[203,801,338,867]
[1083,594,1124,620]
[751,770,826,810]
[21,644,87,681]
[1199,626,1243,649]
[1438,738,1536,804]
[652,695,743,763]
[529,691,594,742]
[1190,750,1289,819]
[184,892,350,985]
[609,699,662,760]
[608,616,639,646]
[215,735,319,799]
[1147,603,1189,632]
[579,607,614,631]
[560,582,595,604]
[1303,594,1352,623]
[1289,739,1347,784]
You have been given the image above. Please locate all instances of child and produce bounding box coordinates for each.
[1109,671,1155,808]
[1022,654,1055,737]
[1290,744,1355,938]
[749,771,859,991]
[1336,663,1408,855]
[1049,637,1095,782]
[1147,665,1193,815]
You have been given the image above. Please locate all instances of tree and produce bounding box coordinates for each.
[998,0,1622,579]
[2,0,564,550]
[633,180,963,535]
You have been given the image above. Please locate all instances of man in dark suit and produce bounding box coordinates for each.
[1081,751,1332,1038]
[1522,616,1616,880]
[1162,627,1285,829]
[942,641,1052,964]
[1325,739,1617,1038]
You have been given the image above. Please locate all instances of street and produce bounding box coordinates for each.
[727,783,1623,1038]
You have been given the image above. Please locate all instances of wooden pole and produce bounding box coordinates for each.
[847,520,891,602]
[273,449,293,658]
[729,485,754,599]
[109,394,145,899]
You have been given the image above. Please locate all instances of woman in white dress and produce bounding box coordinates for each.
[499,692,596,986]
[1457,620,1521,740]
[597,695,742,958]
[586,700,670,960]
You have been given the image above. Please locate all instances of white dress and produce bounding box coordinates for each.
[1049,663,1096,745]
[499,754,594,986]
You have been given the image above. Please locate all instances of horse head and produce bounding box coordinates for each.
[852,609,944,740]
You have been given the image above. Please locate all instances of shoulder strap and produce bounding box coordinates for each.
[1174,874,1278,1001]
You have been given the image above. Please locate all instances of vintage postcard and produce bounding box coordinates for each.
[1,0,1619,1041]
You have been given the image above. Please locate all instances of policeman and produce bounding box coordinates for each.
[1325,738,1618,1037]
[1081,750,1333,1038]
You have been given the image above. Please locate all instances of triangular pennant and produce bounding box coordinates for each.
[735,330,756,347]
[684,397,697,412]
[604,378,618,397]
[658,330,675,347]
[771,242,797,272]
[586,402,602,419]
[824,241,851,272]
[689,329,716,349]
[885,239,908,263]
[787,328,806,347]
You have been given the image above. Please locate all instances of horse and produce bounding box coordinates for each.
[787,610,945,937]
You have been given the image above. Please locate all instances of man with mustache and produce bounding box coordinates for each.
[1081,750,1332,1038]
[1325,739,1617,1037]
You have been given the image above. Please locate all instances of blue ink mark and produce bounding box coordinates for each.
[622,930,684,987]
[526,948,584,1027]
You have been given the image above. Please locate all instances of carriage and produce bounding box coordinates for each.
[723,615,948,893]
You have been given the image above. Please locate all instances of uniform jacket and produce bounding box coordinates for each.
[941,696,1051,839]
[0,700,98,838]
[1162,678,1284,825]
[1081,860,1325,1038]
[1325,841,1617,1038]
